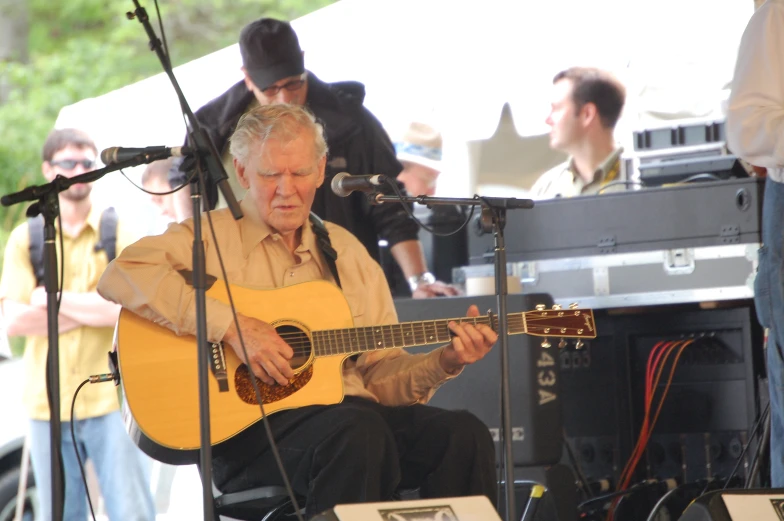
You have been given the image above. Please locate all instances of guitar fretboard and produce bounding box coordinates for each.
[311,314,526,356]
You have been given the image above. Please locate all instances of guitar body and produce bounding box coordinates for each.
[116,280,354,463]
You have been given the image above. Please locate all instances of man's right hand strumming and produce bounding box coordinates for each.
[223,314,294,386]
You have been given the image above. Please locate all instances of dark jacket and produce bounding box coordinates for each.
[171,72,418,262]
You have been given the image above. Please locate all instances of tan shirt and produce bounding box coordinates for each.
[530,147,624,199]
[0,206,136,420]
[97,197,457,406]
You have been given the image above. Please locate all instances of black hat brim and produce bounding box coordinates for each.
[247,59,305,91]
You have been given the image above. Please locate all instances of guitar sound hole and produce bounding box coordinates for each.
[276,324,311,369]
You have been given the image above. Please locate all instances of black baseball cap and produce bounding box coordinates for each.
[239,18,305,91]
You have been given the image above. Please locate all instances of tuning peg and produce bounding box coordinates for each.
[541,338,551,349]
[558,338,567,349]
[575,340,585,350]
[552,304,562,310]
[569,302,579,309]
[535,304,546,311]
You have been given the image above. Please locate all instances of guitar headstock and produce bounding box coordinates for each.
[524,304,596,340]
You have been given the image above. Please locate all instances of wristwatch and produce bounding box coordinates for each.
[407,272,436,293]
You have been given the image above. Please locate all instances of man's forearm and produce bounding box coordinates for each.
[389,240,429,279]
[4,302,80,336]
[57,291,122,328]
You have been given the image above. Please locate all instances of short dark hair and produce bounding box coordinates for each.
[41,128,97,162]
[553,67,626,129]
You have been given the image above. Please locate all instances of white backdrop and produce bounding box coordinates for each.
[55,0,754,214]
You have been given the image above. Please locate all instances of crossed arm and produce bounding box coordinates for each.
[3,287,121,337]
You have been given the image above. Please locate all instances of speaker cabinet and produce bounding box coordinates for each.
[394,293,563,467]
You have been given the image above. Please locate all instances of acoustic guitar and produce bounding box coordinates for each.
[114,280,596,463]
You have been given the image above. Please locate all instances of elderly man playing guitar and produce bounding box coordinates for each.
[98,103,500,517]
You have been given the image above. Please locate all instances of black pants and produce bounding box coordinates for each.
[213,396,497,517]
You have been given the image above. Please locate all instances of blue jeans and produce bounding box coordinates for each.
[29,411,156,521]
[756,177,784,486]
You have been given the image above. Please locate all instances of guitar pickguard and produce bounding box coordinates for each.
[234,364,314,405]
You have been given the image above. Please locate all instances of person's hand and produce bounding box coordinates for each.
[412,280,460,299]
[223,314,294,386]
[439,304,498,374]
[29,287,48,309]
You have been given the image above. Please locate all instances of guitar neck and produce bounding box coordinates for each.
[311,313,525,357]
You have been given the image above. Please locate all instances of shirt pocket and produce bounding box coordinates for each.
[340,285,367,324]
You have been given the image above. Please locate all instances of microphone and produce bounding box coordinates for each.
[100,145,192,166]
[330,172,387,197]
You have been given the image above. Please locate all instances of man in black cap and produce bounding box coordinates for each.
[171,17,456,298]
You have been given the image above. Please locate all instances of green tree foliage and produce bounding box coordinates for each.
[0,0,332,354]
[0,0,334,239]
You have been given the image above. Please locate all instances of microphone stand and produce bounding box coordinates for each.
[373,192,534,521]
[128,3,243,519]
[1,156,174,521]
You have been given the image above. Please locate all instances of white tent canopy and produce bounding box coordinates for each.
[56,0,753,213]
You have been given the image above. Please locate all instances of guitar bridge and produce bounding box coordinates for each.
[209,342,229,393]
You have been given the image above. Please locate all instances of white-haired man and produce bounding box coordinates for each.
[98,104,497,518]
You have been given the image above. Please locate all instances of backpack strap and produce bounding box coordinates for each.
[28,207,119,287]
[27,215,45,287]
[309,212,341,289]
[94,207,119,262]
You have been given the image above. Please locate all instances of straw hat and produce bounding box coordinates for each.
[394,122,442,171]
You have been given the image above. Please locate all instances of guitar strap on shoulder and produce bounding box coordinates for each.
[309,212,342,289]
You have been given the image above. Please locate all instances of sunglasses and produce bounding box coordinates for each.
[49,159,96,170]
[262,79,306,96]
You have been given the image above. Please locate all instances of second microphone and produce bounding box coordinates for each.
[331,172,387,197]
[100,146,193,166]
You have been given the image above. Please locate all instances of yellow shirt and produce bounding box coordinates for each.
[530,147,624,199]
[97,197,457,406]
[0,206,137,420]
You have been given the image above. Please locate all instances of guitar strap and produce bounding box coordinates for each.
[309,212,342,289]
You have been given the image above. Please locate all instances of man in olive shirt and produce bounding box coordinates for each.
[99,104,497,517]
[0,129,155,520]
[530,67,626,198]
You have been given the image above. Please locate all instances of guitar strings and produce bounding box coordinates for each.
[271,313,580,345]
[271,315,579,344]
[268,313,585,357]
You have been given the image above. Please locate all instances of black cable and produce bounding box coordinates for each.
[577,479,659,510]
[153,0,170,70]
[562,431,594,500]
[382,177,477,238]
[70,379,98,521]
[118,164,198,196]
[645,481,708,521]
[197,162,304,521]
[745,403,771,488]
[723,401,770,490]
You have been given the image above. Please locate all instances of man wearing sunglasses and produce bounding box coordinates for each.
[170,18,457,299]
[0,128,156,520]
